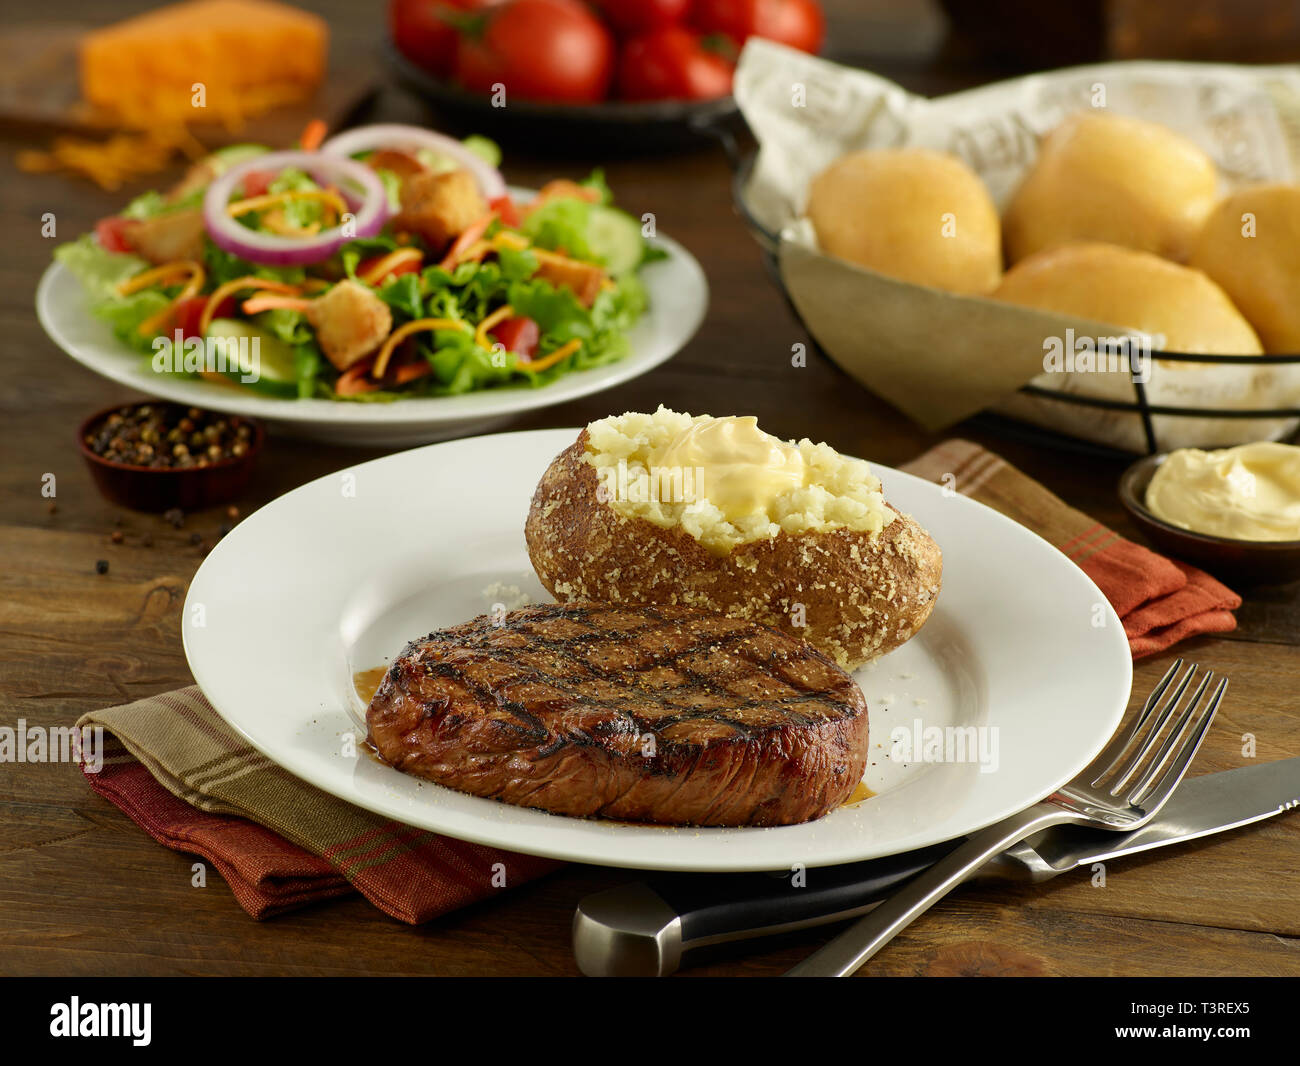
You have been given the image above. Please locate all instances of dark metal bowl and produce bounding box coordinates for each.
[77,403,265,513]
[1118,451,1300,585]
[383,40,739,155]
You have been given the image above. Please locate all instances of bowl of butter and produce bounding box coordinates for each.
[1119,442,1300,585]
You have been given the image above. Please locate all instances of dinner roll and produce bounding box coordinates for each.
[1189,184,1300,354]
[992,242,1262,355]
[805,148,1002,294]
[1003,112,1218,264]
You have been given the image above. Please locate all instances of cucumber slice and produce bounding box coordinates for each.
[461,135,502,169]
[586,205,645,276]
[207,144,269,174]
[205,318,297,397]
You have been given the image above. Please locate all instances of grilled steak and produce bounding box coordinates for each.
[366,601,870,826]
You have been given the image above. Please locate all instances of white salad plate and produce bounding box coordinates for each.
[184,428,1133,872]
[35,224,706,448]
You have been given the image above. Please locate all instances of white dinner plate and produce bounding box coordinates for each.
[35,209,706,448]
[183,428,1132,872]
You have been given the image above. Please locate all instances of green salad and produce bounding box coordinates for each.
[55,124,663,401]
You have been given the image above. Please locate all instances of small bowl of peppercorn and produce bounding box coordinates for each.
[77,402,264,512]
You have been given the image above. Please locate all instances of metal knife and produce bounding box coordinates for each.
[573,757,1300,977]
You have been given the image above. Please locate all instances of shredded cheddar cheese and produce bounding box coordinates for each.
[120,259,206,336]
[17,125,204,191]
[371,317,470,379]
[520,338,581,373]
[474,305,514,351]
[228,188,347,222]
[20,2,327,189]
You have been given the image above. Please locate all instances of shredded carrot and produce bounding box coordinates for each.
[474,305,514,351]
[336,362,381,396]
[199,276,300,335]
[371,317,470,379]
[299,118,328,152]
[519,338,581,373]
[227,188,347,222]
[358,248,424,286]
[392,361,433,386]
[242,294,312,314]
[439,212,494,270]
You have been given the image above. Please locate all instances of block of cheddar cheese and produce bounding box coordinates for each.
[79,0,328,122]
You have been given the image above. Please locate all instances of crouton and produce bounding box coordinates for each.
[535,251,605,307]
[127,208,207,264]
[394,167,487,251]
[306,279,393,370]
[366,148,427,181]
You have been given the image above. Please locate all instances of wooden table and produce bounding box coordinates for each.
[2,0,1297,978]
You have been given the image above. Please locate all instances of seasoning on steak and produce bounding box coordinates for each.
[365,601,869,827]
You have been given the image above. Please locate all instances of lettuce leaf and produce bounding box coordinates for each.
[94,291,171,354]
[520,197,595,262]
[203,240,305,287]
[54,236,169,354]
[54,234,149,302]
[252,306,312,347]
[374,273,423,320]
[120,186,204,220]
[339,235,402,279]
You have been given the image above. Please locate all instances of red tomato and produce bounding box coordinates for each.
[172,295,234,339]
[617,28,734,101]
[490,194,520,227]
[591,0,689,37]
[692,0,825,54]
[490,315,540,357]
[454,0,614,104]
[357,253,422,283]
[94,216,136,254]
[389,0,501,77]
[239,169,275,198]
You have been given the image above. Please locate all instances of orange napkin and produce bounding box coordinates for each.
[902,439,1241,658]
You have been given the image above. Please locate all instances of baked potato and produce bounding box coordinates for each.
[525,411,942,670]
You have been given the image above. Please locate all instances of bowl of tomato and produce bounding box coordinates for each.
[385,0,825,152]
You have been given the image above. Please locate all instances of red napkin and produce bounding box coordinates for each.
[77,697,560,922]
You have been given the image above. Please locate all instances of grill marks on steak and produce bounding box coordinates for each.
[365,601,870,827]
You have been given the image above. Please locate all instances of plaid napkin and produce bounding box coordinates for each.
[75,688,560,922]
[76,438,1240,921]
[901,439,1241,658]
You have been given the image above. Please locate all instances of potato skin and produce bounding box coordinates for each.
[525,433,943,670]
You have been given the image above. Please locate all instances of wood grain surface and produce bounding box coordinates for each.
[1,0,1297,978]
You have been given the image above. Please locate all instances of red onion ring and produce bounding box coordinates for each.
[202,150,389,267]
[320,124,507,200]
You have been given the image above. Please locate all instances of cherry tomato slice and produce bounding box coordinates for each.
[94,216,136,254]
[491,315,540,358]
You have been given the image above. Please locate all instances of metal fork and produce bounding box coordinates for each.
[785,659,1227,977]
